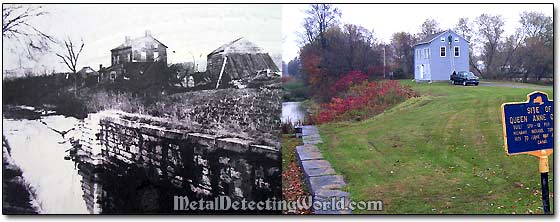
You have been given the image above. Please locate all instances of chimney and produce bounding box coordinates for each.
[125,36,131,45]
[145,30,151,37]
[99,64,103,71]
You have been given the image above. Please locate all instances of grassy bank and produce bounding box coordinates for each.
[317,81,553,214]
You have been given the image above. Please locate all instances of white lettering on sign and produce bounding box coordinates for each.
[510,116,528,124]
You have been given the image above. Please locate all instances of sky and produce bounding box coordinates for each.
[3,4,282,73]
[282,4,553,61]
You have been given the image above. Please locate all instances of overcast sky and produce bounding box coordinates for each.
[282,4,553,61]
[3,4,282,73]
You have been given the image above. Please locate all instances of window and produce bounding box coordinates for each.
[153,43,158,49]
[454,37,459,42]
[440,46,446,57]
[454,46,460,57]
[424,48,430,59]
[440,37,445,42]
[110,71,116,80]
[117,55,120,64]
[141,51,147,61]
[416,49,420,58]
[154,51,159,61]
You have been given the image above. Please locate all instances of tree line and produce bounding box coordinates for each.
[285,4,552,101]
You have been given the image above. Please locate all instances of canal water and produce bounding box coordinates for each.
[281,102,306,125]
[3,109,88,214]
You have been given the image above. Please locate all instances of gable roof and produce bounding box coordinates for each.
[208,37,265,56]
[111,35,168,51]
[414,29,470,46]
[77,66,99,76]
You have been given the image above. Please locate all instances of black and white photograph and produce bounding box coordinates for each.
[2,4,282,214]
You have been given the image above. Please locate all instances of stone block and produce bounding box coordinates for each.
[303,166,337,177]
[301,159,332,170]
[296,145,323,161]
[308,175,346,196]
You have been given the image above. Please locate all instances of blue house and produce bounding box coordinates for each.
[414,29,469,82]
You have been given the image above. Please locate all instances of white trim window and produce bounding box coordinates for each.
[154,51,159,61]
[454,46,460,57]
[454,37,459,42]
[440,37,445,42]
[424,48,430,59]
[440,46,446,57]
[141,51,147,61]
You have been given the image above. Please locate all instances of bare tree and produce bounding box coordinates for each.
[517,11,553,82]
[419,18,442,39]
[519,11,553,40]
[475,14,504,78]
[454,18,473,42]
[453,17,482,75]
[56,37,84,95]
[299,4,341,49]
[2,4,55,60]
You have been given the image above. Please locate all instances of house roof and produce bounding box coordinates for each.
[111,35,168,51]
[414,29,470,46]
[77,66,99,76]
[208,37,265,56]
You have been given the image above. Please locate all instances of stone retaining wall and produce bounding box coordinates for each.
[76,110,281,214]
[295,125,351,214]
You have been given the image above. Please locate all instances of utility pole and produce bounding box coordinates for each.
[383,46,386,79]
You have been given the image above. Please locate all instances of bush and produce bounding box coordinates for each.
[329,70,368,96]
[313,80,417,124]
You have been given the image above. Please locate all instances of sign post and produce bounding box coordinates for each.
[501,91,553,214]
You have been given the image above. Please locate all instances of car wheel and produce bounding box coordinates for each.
[463,81,467,86]
[475,83,479,86]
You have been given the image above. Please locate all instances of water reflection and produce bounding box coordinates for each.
[3,114,88,214]
[281,102,306,124]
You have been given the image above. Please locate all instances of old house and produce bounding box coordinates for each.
[77,66,100,86]
[102,30,168,87]
[414,29,469,81]
[206,37,279,88]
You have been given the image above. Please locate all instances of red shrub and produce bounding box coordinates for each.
[330,71,368,96]
[313,80,417,124]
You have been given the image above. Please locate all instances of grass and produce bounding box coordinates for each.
[317,81,553,214]
[282,134,302,171]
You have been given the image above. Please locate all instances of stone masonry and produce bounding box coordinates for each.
[295,125,351,214]
[75,110,281,214]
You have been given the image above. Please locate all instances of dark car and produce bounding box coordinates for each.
[450,71,479,86]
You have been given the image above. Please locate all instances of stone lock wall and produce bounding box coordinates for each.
[76,110,281,214]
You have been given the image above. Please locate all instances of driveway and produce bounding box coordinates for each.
[479,82,552,90]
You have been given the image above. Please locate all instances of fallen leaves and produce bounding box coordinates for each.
[282,161,312,214]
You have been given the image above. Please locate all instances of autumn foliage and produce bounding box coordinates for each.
[313,71,417,123]
[329,70,368,95]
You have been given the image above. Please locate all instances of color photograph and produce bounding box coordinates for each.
[281,3,553,214]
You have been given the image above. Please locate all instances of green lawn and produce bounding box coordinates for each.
[317,81,553,214]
